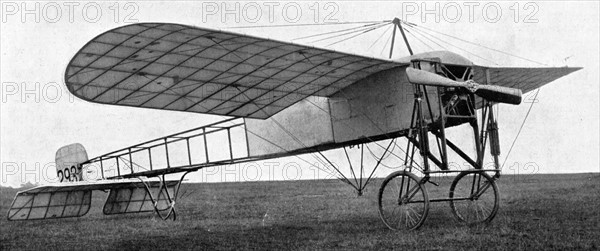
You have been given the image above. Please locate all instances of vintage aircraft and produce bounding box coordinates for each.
[7,19,580,230]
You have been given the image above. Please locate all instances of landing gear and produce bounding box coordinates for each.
[449,171,499,225]
[378,170,429,230]
[137,171,192,221]
[377,59,505,230]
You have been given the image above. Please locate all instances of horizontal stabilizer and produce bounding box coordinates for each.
[8,190,91,220]
[7,179,180,221]
[103,181,178,215]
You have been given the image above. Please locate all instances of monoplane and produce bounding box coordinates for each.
[7,18,580,230]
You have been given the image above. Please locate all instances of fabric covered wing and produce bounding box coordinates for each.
[472,66,581,94]
[65,23,403,119]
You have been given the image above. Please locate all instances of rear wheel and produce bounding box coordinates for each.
[449,171,499,225]
[378,170,429,230]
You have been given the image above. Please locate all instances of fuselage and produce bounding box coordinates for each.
[245,51,473,156]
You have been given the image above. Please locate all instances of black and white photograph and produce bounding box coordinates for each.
[1,1,598,250]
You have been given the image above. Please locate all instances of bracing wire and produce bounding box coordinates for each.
[302,93,411,164]
[368,23,393,50]
[412,23,548,66]
[365,141,411,169]
[293,21,389,41]
[501,88,541,169]
[379,31,393,57]
[118,156,149,172]
[325,23,390,47]
[402,25,449,51]
[227,21,388,29]
[402,28,435,51]
[106,19,551,189]
[308,22,389,44]
[404,25,499,65]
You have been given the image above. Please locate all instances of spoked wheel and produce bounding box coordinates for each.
[378,171,429,230]
[449,171,499,225]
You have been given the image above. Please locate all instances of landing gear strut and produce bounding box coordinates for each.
[378,59,502,230]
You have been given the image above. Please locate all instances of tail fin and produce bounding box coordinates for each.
[55,143,88,182]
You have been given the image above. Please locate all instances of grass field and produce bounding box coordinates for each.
[1,173,599,250]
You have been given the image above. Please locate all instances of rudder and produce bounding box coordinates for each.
[55,143,88,182]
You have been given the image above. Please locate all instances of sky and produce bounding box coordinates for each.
[1,1,599,188]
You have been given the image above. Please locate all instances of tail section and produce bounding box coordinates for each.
[8,144,185,221]
[55,143,88,182]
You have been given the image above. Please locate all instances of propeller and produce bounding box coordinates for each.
[405,67,523,105]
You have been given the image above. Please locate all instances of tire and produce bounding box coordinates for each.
[449,171,499,225]
[378,171,429,230]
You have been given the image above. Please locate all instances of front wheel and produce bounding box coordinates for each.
[449,171,499,225]
[378,171,429,230]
